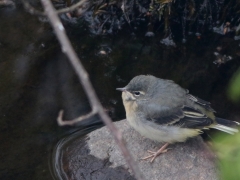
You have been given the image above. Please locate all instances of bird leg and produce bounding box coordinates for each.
[141,143,170,162]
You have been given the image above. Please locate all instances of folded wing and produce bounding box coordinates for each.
[147,106,214,129]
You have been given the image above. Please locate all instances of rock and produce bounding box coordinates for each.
[58,120,218,180]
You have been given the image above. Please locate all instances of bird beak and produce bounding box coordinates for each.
[116,87,127,92]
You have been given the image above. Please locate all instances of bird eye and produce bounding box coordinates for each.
[133,91,140,96]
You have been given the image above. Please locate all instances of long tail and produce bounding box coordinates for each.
[212,117,239,135]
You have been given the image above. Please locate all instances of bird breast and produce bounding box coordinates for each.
[126,113,201,143]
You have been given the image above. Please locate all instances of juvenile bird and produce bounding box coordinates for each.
[117,75,239,162]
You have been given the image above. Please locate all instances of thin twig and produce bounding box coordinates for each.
[0,0,15,6]
[57,0,88,14]
[22,0,88,16]
[22,0,45,15]
[39,0,145,179]
[57,109,97,126]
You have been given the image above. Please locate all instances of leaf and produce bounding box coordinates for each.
[228,68,240,102]
[213,133,240,180]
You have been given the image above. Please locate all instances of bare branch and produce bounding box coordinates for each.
[22,0,46,15]
[0,0,15,6]
[57,109,97,126]
[39,0,145,179]
[22,0,88,16]
[56,0,88,14]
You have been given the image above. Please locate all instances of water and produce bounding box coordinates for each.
[0,2,240,180]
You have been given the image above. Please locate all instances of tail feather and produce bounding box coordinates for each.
[212,117,239,135]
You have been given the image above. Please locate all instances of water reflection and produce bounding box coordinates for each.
[51,124,101,180]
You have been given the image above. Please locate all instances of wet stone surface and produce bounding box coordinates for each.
[60,120,218,180]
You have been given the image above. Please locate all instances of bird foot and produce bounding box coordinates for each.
[141,143,170,163]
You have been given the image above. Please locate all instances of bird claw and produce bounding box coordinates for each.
[141,143,170,162]
[146,148,171,155]
[141,148,171,162]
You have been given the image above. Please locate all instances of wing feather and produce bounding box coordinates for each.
[147,106,214,129]
[187,94,216,112]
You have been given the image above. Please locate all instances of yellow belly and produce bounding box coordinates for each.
[126,115,201,143]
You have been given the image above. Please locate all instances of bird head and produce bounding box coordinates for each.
[116,75,157,102]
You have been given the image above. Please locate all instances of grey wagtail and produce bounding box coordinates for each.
[116,75,239,162]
